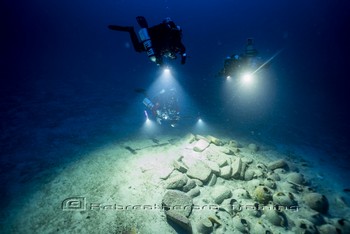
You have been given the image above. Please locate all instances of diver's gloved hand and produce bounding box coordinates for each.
[181,53,187,64]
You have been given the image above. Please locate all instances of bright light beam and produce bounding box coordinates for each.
[164,67,170,73]
[193,116,212,135]
[162,67,171,79]
[251,49,284,75]
[144,110,149,120]
[241,73,254,85]
[195,117,205,129]
[141,113,158,134]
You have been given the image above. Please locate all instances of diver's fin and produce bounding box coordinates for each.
[108,25,134,32]
[136,16,148,28]
[134,88,147,96]
[134,88,145,93]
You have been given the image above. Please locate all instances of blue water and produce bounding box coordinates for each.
[1,0,349,232]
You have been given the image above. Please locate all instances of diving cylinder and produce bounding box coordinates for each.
[245,45,257,57]
[138,28,156,62]
[143,98,154,110]
[245,40,258,57]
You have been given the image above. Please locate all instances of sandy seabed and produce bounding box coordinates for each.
[3,132,350,234]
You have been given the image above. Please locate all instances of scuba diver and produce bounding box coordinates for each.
[217,38,260,78]
[136,88,180,127]
[108,16,187,66]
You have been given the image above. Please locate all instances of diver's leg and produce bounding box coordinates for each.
[108,25,144,52]
[108,25,133,32]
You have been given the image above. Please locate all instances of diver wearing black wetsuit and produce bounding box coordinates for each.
[108,16,186,66]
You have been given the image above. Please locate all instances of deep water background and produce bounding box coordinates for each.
[1,0,350,228]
